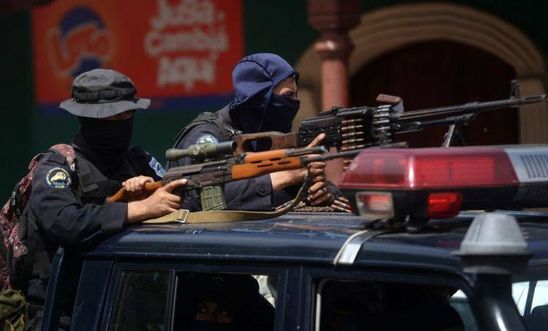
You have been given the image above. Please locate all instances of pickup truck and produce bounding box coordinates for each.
[37,211,548,331]
[39,144,548,331]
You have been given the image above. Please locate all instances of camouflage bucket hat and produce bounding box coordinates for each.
[59,69,151,118]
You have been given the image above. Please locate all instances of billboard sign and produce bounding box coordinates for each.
[32,0,243,113]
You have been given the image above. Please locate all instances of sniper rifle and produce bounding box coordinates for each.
[107,141,361,209]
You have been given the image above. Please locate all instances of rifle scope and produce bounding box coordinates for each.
[166,141,236,161]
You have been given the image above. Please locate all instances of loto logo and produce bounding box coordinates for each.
[46,6,113,78]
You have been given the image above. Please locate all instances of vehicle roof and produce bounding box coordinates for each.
[87,211,548,276]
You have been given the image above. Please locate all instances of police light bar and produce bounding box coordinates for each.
[339,145,548,221]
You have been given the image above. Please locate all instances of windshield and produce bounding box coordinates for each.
[450,279,548,331]
[512,279,548,330]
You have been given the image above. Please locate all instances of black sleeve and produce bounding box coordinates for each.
[127,146,165,181]
[273,184,300,207]
[167,123,275,211]
[29,152,126,247]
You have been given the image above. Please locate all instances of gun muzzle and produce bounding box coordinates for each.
[166,141,236,161]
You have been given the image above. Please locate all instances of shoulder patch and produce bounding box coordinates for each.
[196,134,219,145]
[149,156,166,177]
[46,167,72,189]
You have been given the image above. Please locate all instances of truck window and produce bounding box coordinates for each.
[513,279,548,330]
[315,280,477,331]
[173,272,275,331]
[108,270,170,331]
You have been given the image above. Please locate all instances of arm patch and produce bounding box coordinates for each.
[196,134,219,145]
[46,167,72,189]
[149,156,166,177]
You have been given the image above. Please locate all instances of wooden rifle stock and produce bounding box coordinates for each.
[106,181,164,203]
[233,131,298,153]
[231,157,304,179]
[241,146,325,162]
[232,147,360,179]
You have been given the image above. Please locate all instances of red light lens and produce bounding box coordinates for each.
[427,192,463,218]
[340,147,519,190]
[355,192,394,220]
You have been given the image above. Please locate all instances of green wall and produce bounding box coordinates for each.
[0,11,33,197]
[243,0,317,64]
[0,0,546,199]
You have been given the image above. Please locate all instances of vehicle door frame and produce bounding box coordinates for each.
[300,265,477,331]
[98,259,292,331]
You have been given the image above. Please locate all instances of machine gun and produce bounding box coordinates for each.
[107,142,361,209]
[233,93,547,153]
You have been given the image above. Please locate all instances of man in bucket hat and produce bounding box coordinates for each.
[26,69,187,329]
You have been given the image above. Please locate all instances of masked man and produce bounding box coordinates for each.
[176,274,274,331]
[168,53,335,211]
[27,69,186,329]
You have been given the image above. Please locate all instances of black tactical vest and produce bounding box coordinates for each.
[75,147,150,204]
[172,112,233,148]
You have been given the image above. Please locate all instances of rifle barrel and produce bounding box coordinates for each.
[304,149,363,164]
[396,95,547,121]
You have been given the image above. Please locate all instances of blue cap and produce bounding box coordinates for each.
[229,53,296,111]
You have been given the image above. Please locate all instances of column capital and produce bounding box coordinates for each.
[314,34,354,60]
[307,0,361,33]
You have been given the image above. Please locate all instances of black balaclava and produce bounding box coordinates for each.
[228,53,300,141]
[77,115,133,169]
[263,94,300,133]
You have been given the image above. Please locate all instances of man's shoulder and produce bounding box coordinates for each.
[127,146,166,178]
[35,145,76,171]
[127,145,149,159]
[176,120,225,148]
[174,107,233,148]
[32,150,75,190]
[126,146,158,166]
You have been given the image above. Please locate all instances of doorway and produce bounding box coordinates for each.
[350,40,517,147]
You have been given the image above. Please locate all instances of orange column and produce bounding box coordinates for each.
[314,33,354,109]
[307,0,361,184]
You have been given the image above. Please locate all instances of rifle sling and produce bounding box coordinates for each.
[143,177,309,224]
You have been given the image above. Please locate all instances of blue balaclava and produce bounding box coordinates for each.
[228,53,300,134]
